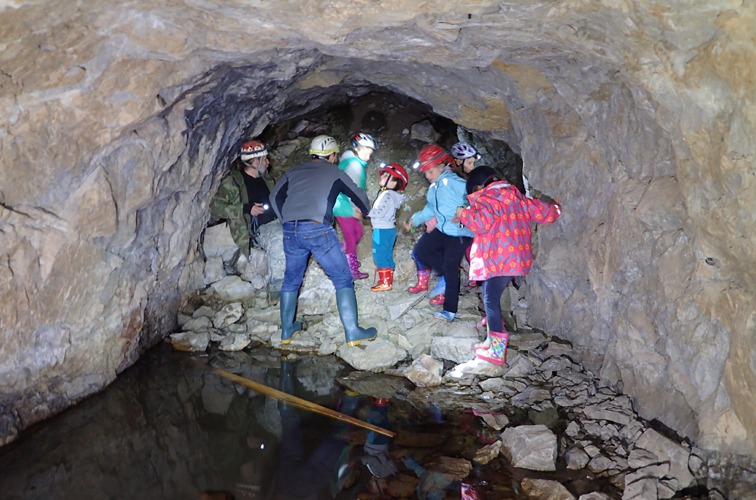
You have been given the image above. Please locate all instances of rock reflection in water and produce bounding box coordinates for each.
[0,344,622,499]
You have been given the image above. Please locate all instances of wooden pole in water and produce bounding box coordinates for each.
[190,360,396,439]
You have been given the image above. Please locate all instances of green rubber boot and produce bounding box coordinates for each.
[336,288,377,347]
[280,291,302,344]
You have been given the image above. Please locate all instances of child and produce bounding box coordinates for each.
[333,132,378,279]
[450,141,481,175]
[422,142,478,299]
[368,163,409,291]
[403,144,473,322]
[455,166,561,365]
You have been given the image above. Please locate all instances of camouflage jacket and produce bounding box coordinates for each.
[209,168,274,256]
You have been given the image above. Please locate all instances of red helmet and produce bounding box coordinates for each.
[417,144,452,172]
[379,163,409,191]
[240,140,267,161]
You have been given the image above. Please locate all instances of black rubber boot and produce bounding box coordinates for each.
[280,291,302,344]
[335,288,377,347]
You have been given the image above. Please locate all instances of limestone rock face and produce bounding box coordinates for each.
[0,1,754,455]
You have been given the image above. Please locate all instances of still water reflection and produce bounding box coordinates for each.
[0,345,618,499]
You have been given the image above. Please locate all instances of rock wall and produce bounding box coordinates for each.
[0,1,753,454]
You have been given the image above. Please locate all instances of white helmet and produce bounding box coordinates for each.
[309,135,340,157]
[351,132,377,150]
[450,142,480,160]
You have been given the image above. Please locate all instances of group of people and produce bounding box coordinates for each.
[210,133,561,365]
[401,142,561,364]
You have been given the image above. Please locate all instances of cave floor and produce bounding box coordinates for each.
[0,344,630,499]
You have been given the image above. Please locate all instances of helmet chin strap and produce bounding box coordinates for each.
[242,158,265,177]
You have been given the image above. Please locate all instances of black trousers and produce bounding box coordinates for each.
[412,230,472,313]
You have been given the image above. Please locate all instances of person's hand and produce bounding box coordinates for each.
[250,203,266,217]
[554,196,561,215]
[425,216,437,233]
[354,206,363,218]
[452,207,465,223]
[402,219,413,232]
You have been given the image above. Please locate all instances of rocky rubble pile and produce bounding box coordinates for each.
[343,331,720,499]
[168,223,753,498]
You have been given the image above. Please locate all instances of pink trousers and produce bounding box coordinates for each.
[335,216,364,254]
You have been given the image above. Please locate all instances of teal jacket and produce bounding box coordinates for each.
[332,153,367,217]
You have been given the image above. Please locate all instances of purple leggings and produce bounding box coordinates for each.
[336,216,364,254]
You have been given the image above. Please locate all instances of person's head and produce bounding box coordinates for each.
[417,144,453,183]
[450,142,481,174]
[351,133,377,162]
[309,135,340,164]
[378,163,409,191]
[466,166,501,194]
[240,140,269,177]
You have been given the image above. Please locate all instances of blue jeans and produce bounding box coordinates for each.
[481,275,513,332]
[372,227,397,269]
[281,221,354,292]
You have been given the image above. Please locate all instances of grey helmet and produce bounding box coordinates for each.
[450,141,480,160]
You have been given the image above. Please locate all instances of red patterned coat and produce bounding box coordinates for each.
[458,181,560,280]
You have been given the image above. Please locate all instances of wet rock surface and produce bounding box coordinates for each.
[1,341,754,499]
[169,263,756,497]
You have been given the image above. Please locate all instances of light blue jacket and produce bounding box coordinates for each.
[411,170,473,237]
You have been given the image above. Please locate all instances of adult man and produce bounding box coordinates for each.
[269,135,376,347]
[210,140,285,299]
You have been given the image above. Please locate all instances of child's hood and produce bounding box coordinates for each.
[466,180,512,205]
[386,189,405,204]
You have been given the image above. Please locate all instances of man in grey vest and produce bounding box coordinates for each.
[269,135,377,347]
